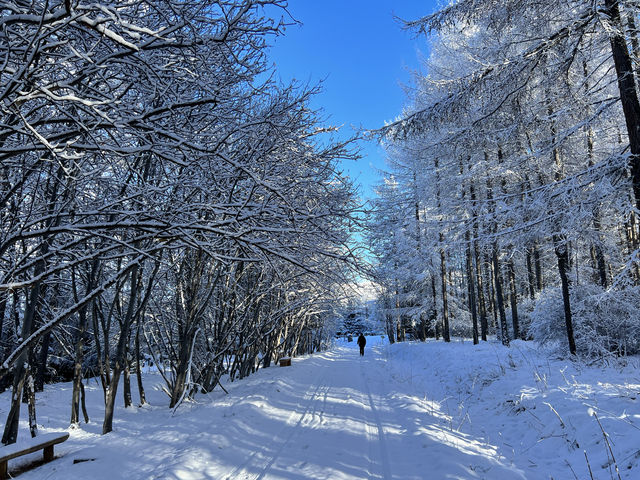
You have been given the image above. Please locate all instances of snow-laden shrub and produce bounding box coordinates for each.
[573,285,640,357]
[517,296,537,340]
[528,285,640,358]
[450,310,474,338]
[528,287,564,354]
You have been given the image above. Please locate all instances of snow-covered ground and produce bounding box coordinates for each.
[1,337,639,479]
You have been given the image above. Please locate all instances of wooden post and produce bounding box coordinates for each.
[44,444,54,462]
[279,357,291,367]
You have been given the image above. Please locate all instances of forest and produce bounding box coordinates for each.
[368,0,640,360]
[0,0,361,445]
[1,0,639,466]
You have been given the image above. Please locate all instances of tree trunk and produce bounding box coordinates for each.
[385,313,395,344]
[605,0,640,212]
[418,312,427,341]
[486,252,498,330]
[440,242,451,342]
[582,59,610,289]
[103,264,140,434]
[526,247,536,299]
[592,215,609,288]
[80,383,90,423]
[625,7,640,81]
[92,302,107,398]
[135,322,146,405]
[533,243,543,291]
[474,247,488,341]
[2,365,27,445]
[169,329,197,409]
[507,260,520,340]
[70,340,84,426]
[71,310,89,424]
[430,275,438,339]
[394,280,403,343]
[123,349,133,409]
[491,247,509,346]
[0,297,6,363]
[630,213,640,282]
[554,236,577,355]
[71,263,94,425]
[0,292,20,394]
[263,331,275,369]
[33,281,57,393]
[26,372,37,438]
[2,279,41,445]
[34,331,51,392]
[433,155,450,342]
[466,235,479,344]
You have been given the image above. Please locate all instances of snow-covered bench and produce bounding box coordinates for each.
[0,432,69,479]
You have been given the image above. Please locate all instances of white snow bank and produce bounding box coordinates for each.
[380,339,640,479]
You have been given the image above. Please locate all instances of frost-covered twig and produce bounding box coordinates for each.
[584,450,595,480]
[565,459,579,480]
[585,404,640,431]
[590,409,622,480]
[543,402,565,428]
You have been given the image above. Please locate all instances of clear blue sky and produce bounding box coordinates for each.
[267,1,438,200]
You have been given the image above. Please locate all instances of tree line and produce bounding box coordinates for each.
[368,0,640,358]
[0,0,360,444]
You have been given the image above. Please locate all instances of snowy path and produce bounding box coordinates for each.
[220,347,396,480]
[11,340,535,480]
[197,342,525,480]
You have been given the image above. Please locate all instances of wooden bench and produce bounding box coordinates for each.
[0,432,69,479]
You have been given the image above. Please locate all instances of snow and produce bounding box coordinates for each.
[2,337,639,479]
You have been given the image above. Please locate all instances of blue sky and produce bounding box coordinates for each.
[267,1,438,200]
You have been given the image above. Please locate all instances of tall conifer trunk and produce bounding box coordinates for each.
[440,237,451,342]
[474,246,489,341]
[548,91,577,355]
[508,261,520,340]
[555,236,577,355]
[491,247,509,346]
[466,236,479,344]
[604,0,640,211]
[434,157,450,342]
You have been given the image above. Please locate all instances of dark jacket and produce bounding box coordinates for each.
[357,334,366,347]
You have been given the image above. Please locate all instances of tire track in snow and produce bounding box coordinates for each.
[254,378,331,480]
[223,368,331,480]
[360,358,393,480]
[361,369,381,479]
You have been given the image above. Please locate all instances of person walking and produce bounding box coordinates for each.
[357,333,366,356]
